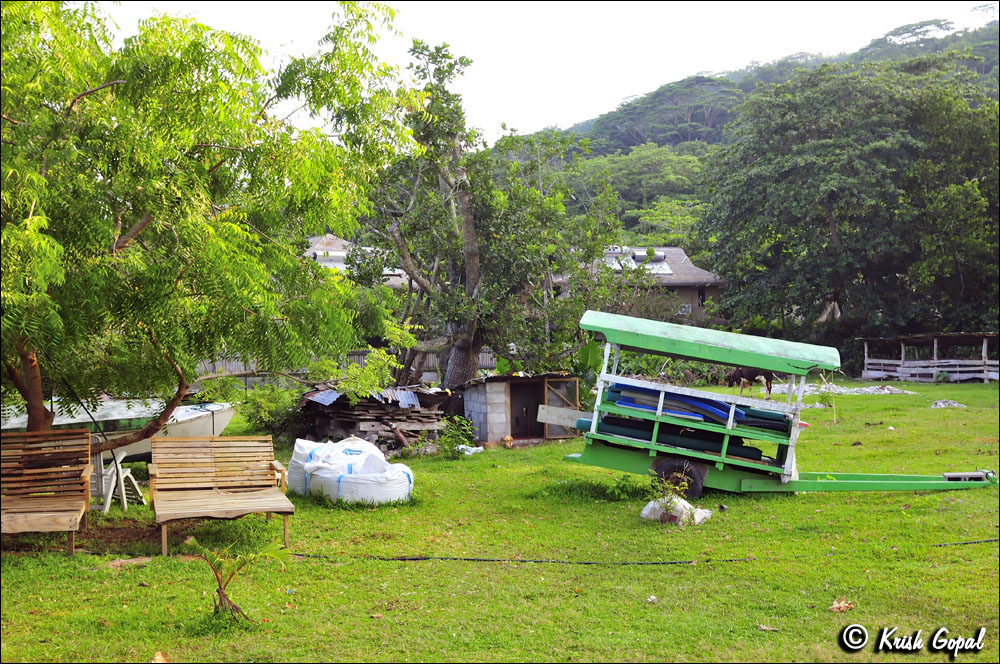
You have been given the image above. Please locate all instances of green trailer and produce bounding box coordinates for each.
[565,311,997,497]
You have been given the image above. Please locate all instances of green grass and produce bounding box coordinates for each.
[2,381,998,662]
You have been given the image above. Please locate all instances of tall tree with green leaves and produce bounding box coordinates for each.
[702,55,998,349]
[1,2,415,446]
[354,42,625,388]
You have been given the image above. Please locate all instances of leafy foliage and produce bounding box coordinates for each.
[437,415,478,460]
[701,56,998,365]
[1,2,415,438]
[238,385,302,436]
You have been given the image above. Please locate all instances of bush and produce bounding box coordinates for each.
[239,384,301,435]
[437,416,477,460]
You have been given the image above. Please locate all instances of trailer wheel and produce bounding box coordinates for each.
[652,458,704,500]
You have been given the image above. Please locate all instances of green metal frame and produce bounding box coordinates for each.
[580,310,840,375]
[566,311,999,495]
[567,439,997,493]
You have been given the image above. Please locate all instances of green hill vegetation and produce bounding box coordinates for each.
[568,20,999,155]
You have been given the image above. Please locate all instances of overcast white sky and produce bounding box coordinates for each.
[101,1,997,142]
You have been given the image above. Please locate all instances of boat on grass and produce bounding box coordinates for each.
[1,398,235,462]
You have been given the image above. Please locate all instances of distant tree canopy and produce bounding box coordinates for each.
[575,76,741,154]
[701,56,999,355]
[1,2,415,442]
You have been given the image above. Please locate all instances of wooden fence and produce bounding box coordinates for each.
[862,358,999,383]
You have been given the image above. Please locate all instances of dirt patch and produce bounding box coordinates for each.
[1,518,207,556]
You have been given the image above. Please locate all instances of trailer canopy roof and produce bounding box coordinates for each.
[580,311,840,375]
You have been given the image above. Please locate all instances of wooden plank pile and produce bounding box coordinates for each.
[297,389,446,449]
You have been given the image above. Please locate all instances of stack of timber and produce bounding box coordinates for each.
[296,387,446,449]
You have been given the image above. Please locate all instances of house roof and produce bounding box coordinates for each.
[306,237,723,290]
[604,247,724,287]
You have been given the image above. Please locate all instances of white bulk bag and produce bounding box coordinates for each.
[307,462,413,504]
[291,436,414,504]
[288,438,327,496]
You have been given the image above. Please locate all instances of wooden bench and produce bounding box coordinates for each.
[1,429,93,555]
[149,436,293,555]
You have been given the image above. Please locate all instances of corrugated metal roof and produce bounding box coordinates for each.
[462,371,573,387]
[304,389,342,406]
[302,387,423,408]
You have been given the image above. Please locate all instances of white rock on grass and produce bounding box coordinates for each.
[931,400,967,408]
[641,496,712,526]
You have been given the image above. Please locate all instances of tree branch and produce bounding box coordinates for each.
[412,333,471,354]
[4,360,30,402]
[387,221,435,293]
[110,213,153,253]
[64,80,126,118]
[92,345,188,454]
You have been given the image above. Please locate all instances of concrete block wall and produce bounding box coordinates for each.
[485,382,509,441]
[464,384,489,442]
[463,382,510,442]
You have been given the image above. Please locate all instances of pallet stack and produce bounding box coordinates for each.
[298,389,446,449]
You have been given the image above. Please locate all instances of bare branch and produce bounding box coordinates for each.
[256,93,281,119]
[64,80,126,118]
[196,369,315,386]
[279,103,309,124]
[191,143,244,152]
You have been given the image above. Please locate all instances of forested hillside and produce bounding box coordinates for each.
[569,20,999,155]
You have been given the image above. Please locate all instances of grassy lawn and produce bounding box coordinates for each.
[2,380,998,662]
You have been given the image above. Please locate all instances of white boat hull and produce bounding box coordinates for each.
[108,405,236,461]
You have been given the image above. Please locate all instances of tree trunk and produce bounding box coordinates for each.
[441,330,483,390]
[5,341,55,430]
[822,201,842,249]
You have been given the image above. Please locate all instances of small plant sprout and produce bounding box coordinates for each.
[187,537,291,623]
[816,371,838,423]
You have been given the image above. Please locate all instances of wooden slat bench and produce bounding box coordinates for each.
[149,436,293,555]
[1,429,93,555]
